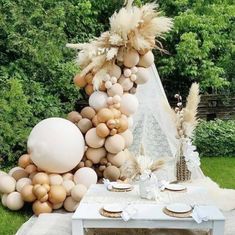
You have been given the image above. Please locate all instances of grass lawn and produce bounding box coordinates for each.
[0,157,234,235]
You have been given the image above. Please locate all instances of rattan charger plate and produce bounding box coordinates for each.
[163,207,192,218]
[99,208,122,218]
[108,186,134,192]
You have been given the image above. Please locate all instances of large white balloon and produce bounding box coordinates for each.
[27,118,85,173]
[120,94,139,116]
[89,91,108,111]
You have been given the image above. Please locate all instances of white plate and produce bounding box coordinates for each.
[165,184,186,191]
[112,183,132,189]
[166,203,192,213]
[103,204,123,213]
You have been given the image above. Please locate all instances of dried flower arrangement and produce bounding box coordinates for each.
[173,83,201,181]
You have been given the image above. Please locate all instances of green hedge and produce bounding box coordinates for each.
[195,119,235,157]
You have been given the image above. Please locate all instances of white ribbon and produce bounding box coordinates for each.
[192,205,209,224]
[121,204,137,221]
[103,178,113,190]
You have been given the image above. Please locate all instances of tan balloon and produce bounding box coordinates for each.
[117,117,128,133]
[49,174,63,185]
[18,154,31,168]
[32,200,52,216]
[62,173,74,181]
[80,107,96,120]
[105,135,125,154]
[52,202,63,210]
[21,185,36,202]
[71,184,87,202]
[84,160,93,167]
[107,83,123,97]
[39,194,49,202]
[120,129,133,147]
[110,108,121,119]
[16,178,32,193]
[25,164,37,174]
[33,173,49,185]
[62,180,75,196]
[84,73,93,84]
[48,185,66,204]
[67,111,82,123]
[0,175,16,194]
[77,118,93,134]
[85,84,94,95]
[6,192,24,211]
[42,184,50,192]
[123,49,140,68]
[135,67,150,84]
[96,123,110,138]
[74,167,97,188]
[107,151,126,167]
[97,108,114,123]
[11,167,28,181]
[103,166,120,181]
[138,51,154,68]
[92,115,99,127]
[85,128,105,148]
[34,185,48,199]
[86,147,107,164]
[63,196,79,212]
[73,74,87,88]
[108,64,122,79]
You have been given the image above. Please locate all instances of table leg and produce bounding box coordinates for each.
[210,221,225,235]
[72,220,84,235]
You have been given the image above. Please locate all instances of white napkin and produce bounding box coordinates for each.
[103,178,112,190]
[158,180,170,191]
[121,204,137,222]
[192,205,209,223]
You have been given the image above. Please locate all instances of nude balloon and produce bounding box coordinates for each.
[74,167,97,188]
[27,118,85,173]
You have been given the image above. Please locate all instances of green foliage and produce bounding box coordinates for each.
[157,0,235,97]
[195,120,235,157]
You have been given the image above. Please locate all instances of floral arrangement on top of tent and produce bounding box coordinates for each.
[0,1,172,216]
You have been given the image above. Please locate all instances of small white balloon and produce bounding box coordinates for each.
[105,81,112,89]
[74,167,97,188]
[120,94,139,116]
[27,118,85,173]
[89,91,108,111]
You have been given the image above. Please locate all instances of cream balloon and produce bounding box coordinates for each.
[120,94,139,116]
[88,91,108,111]
[0,175,16,194]
[63,196,79,212]
[62,180,75,196]
[107,151,126,167]
[105,134,125,154]
[85,128,105,148]
[71,184,87,202]
[1,194,8,207]
[16,178,32,193]
[135,67,150,84]
[27,118,85,173]
[120,129,133,148]
[6,192,24,211]
[49,174,63,185]
[74,167,97,188]
[138,51,154,68]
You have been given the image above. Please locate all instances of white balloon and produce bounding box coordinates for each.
[27,118,85,173]
[120,94,139,116]
[7,192,24,211]
[74,167,97,188]
[89,91,108,111]
[135,67,150,84]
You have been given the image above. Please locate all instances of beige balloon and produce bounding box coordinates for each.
[0,175,16,194]
[138,51,154,68]
[135,67,150,84]
[108,64,122,79]
[62,173,74,181]
[105,134,125,154]
[120,129,133,148]
[107,83,123,97]
[103,166,120,181]
[123,49,140,68]
[107,151,126,167]
[118,76,134,91]
[52,202,63,210]
[63,196,79,212]
[86,147,107,164]
[32,200,52,216]
[85,128,105,148]
[16,178,32,193]
[62,180,75,196]
[80,107,96,120]
[7,192,24,211]
[1,194,8,207]
[21,184,36,202]
[71,184,87,202]
[49,174,63,185]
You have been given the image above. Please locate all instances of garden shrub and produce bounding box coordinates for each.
[195,119,235,157]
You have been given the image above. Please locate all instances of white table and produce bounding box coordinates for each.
[72,184,225,235]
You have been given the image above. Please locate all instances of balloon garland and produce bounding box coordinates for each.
[0,2,172,215]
